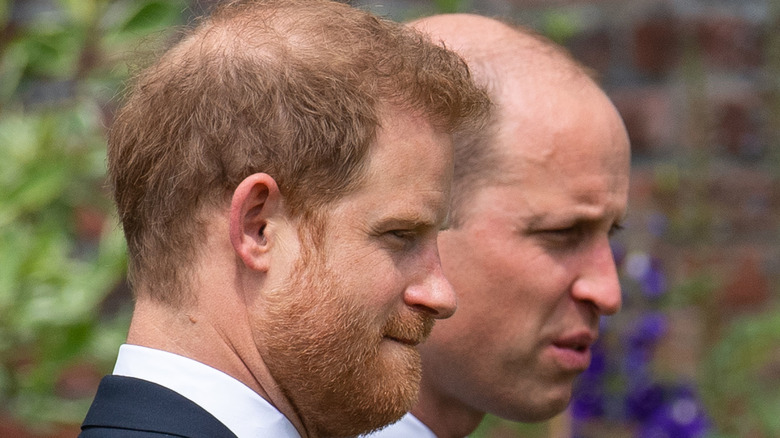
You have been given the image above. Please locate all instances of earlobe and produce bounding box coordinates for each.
[229,173,280,272]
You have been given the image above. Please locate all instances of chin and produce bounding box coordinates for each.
[506,402,571,423]
[494,389,573,423]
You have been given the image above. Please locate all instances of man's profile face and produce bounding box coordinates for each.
[255,109,456,437]
[419,76,631,422]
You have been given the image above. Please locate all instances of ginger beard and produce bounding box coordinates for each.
[259,248,434,437]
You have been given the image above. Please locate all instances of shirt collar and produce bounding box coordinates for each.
[363,413,438,438]
[113,344,300,438]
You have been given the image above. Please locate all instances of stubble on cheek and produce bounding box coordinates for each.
[257,262,431,437]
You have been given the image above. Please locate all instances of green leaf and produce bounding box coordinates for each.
[57,0,101,26]
[542,10,581,45]
[0,0,9,24]
[433,0,468,13]
[123,2,173,32]
[118,1,183,34]
[702,309,780,434]
[2,162,70,224]
[20,31,84,78]
[0,42,30,102]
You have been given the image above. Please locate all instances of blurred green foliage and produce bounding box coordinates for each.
[432,0,469,14]
[2,0,779,435]
[702,308,780,437]
[0,0,185,428]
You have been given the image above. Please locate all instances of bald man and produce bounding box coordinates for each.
[366,14,631,438]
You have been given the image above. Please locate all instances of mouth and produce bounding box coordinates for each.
[383,335,421,347]
[552,339,591,353]
[553,331,596,350]
[381,314,434,348]
[549,332,596,371]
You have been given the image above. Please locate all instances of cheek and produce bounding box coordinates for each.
[440,232,573,340]
[443,232,533,304]
[437,252,522,345]
[339,257,404,318]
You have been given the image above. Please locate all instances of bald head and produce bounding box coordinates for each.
[409,14,603,227]
[411,14,590,99]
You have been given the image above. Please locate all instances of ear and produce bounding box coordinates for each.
[229,173,281,272]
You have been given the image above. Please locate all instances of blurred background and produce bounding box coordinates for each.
[0,0,777,436]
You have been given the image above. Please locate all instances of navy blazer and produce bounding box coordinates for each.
[80,375,237,437]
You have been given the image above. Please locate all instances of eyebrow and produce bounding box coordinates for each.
[373,210,447,233]
[525,209,625,230]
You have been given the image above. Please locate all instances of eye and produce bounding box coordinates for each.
[372,219,436,251]
[381,228,431,252]
[536,225,586,249]
[387,229,417,242]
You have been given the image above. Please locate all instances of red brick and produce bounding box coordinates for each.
[693,15,764,70]
[719,248,771,314]
[633,14,682,77]
[610,87,677,155]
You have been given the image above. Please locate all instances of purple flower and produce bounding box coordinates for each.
[637,394,710,438]
[623,313,667,383]
[625,382,666,422]
[640,257,667,298]
[623,253,667,299]
[571,380,605,420]
[623,348,653,382]
[571,342,608,420]
[628,313,667,352]
[584,340,608,378]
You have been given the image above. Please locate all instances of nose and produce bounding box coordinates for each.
[571,237,622,315]
[403,245,457,319]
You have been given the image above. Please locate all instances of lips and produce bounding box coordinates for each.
[549,331,596,372]
[382,313,434,347]
[552,332,595,352]
[384,335,421,346]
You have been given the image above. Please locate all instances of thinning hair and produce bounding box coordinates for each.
[413,15,594,226]
[109,0,490,306]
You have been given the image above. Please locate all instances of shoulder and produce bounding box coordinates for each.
[80,375,237,438]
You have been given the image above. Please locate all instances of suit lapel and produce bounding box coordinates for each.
[82,375,238,438]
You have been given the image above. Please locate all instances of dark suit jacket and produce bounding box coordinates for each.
[80,375,238,437]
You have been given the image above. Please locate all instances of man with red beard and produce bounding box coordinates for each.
[78,2,489,437]
[367,14,630,438]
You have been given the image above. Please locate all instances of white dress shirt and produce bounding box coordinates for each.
[113,344,300,438]
[364,413,438,438]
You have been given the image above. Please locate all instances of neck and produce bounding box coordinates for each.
[411,384,485,438]
[126,293,312,438]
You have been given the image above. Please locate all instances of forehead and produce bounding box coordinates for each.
[486,76,630,218]
[331,109,454,223]
[501,73,628,171]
